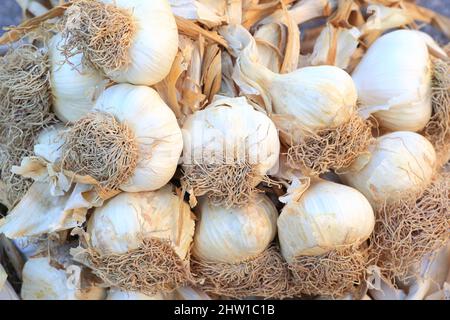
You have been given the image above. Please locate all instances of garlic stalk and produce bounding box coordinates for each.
[21,257,106,300]
[181,95,279,208]
[278,178,375,297]
[60,0,178,86]
[49,33,106,123]
[191,194,290,299]
[339,131,436,207]
[352,30,432,132]
[73,184,195,296]
[230,25,372,176]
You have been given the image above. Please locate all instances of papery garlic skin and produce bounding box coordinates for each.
[339,131,436,206]
[88,184,195,260]
[101,0,178,85]
[181,96,280,176]
[278,179,375,262]
[107,289,167,300]
[49,34,106,123]
[94,84,183,192]
[33,124,65,163]
[21,258,104,300]
[192,194,278,264]
[352,30,432,132]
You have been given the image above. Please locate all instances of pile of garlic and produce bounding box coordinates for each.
[0,0,449,301]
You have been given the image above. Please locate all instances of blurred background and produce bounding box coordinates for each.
[0,0,449,41]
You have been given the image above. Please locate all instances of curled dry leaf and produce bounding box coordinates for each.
[169,0,226,28]
[310,23,361,69]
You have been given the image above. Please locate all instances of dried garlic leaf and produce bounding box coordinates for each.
[0,3,70,45]
[310,23,361,69]
[175,16,229,48]
[202,44,222,103]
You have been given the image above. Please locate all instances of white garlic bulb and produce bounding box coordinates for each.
[107,289,169,300]
[63,0,178,86]
[352,30,432,132]
[49,34,106,123]
[181,96,279,183]
[21,258,105,300]
[93,83,183,192]
[88,184,195,260]
[234,26,357,135]
[278,179,375,262]
[339,131,436,206]
[192,194,278,263]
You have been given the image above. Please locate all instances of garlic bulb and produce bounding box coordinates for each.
[236,33,357,133]
[339,131,436,207]
[88,184,194,259]
[62,83,183,192]
[0,264,18,300]
[49,33,106,123]
[278,179,375,260]
[61,0,178,86]
[229,25,372,176]
[190,194,290,299]
[21,258,105,300]
[277,178,374,297]
[192,194,278,263]
[181,96,279,207]
[83,184,195,295]
[107,289,169,300]
[352,30,432,132]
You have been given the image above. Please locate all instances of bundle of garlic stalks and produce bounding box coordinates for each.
[0,0,448,300]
